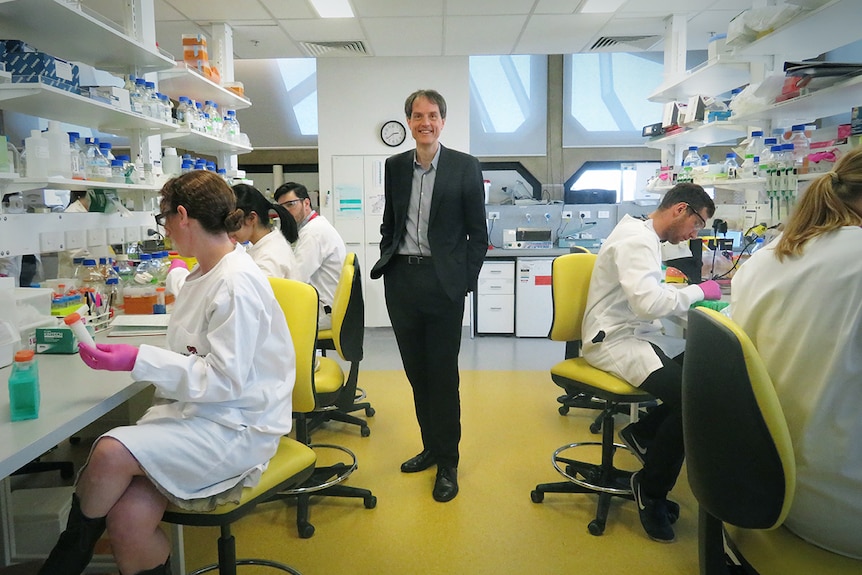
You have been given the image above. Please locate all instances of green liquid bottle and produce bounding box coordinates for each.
[8,349,40,422]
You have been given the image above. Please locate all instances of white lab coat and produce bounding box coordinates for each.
[105,245,295,507]
[731,227,862,559]
[246,229,304,281]
[582,215,705,386]
[294,212,346,330]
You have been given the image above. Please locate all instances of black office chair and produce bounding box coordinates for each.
[531,253,653,536]
[313,253,374,437]
[682,307,862,575]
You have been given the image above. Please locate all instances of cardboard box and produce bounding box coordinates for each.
[12,487,75,556]
[662,102,686,129]
[36,326,79,354]
[4,51,80,93]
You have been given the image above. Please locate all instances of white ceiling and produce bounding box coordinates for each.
[80,0,767,61]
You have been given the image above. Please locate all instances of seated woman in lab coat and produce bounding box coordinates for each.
[231,183,304,281]
[731,146,862,559]
[38,170,296,575]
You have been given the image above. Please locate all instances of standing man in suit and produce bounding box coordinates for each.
[370,89,488,502]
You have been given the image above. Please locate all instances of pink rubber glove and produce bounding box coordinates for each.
[168,258,188,272]
[78,342,139,372]
[699,279,722,301]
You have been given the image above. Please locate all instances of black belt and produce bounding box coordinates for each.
[396,254,433,265]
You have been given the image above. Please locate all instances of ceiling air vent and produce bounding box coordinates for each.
[298,40,370,57]
[590,35,662,52]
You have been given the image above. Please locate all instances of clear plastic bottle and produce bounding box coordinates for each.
[760,138,778,164]
[131,78,148,115]
[175,96,192,128]
[71,256,85,286]
[45,121,72,178]
[203,101,222,138]
[750,237,765,255]
[181,159,194,174]
[787,124,810,174]
[135,253,156,285]
[145,81,160,118]
[722,153,739,178]
[194,101,205,132]
[8,349,40,422]
[224,110,240,142]
[679,146,701,182]
[68,132,86,180]
[744,130,764,159]
[24,129,49,178]
[84,138,108,181]
[81,258,106,316]
[741,155,759,179]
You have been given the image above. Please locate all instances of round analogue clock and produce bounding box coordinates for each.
[380,120,407,147]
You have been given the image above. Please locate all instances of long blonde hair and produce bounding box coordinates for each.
[774,147,862,260]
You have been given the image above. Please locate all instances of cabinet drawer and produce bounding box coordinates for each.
[476,294,514,333]
[478,276,514,295]
[479,261,514,280]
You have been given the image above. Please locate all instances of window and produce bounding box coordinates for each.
[565,161,661,203]
[469,55,547,156]
[563,53,664,147]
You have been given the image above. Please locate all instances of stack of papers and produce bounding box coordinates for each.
[108,314,170,337]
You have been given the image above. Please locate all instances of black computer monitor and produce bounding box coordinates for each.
[665,238,704,284]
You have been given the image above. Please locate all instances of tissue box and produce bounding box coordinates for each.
[36,326,78,354]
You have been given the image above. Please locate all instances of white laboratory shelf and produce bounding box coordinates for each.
[731,72,862,126]
[157,63,252,111]
[649,56,752,103]
[0,176,159,194]
[0,70,10,84]
[732,0,858,61]
[162,128,252,156]
[0,0,174,73]
[0,81,177,135]
[645,121,748,150]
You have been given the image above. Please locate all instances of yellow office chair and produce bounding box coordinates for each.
[267,277,377,539]
[314,253,374,437]
[682,307,862,575]
[531,252,653,536]
[161,283,318,575]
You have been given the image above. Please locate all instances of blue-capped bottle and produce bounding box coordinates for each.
[8,349,40,421]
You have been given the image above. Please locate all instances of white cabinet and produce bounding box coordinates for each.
[476,260,514,334]
[515,257,554,337]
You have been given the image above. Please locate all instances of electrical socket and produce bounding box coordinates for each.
[579,210,591,219]
[562,211,573,220]
[544,212,551,222]
[488,211,500,220]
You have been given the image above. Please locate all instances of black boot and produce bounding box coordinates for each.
[38,493,106,575]
[127,557,172,575]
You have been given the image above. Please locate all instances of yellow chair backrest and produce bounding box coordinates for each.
[549,253,597,343]
[328,253,364,363]
[269,277,319,414]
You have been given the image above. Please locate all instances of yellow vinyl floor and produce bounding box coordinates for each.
[178,369,700,575]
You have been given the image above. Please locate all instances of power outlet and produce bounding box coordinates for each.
[488,211,500,220]
[562,211,573,220]
[579,211,591,219]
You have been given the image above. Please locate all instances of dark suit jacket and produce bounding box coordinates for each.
[370,144,488,302]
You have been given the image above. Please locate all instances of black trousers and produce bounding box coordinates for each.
[384,258,465,468]
[636,344,685,500]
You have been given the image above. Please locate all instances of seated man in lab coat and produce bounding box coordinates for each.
[581,182,721,543]
[274,182,346,330]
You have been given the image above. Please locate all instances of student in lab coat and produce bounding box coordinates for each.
[273,182,346,330]
[731,147,862,559]
[38,171,295,575]
[582,182,720,543]
[230,183,304,281]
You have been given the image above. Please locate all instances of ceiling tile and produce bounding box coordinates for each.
[447,0,536,17]
[352,0,444,18]
[232,25,304,59]
[281,18,365,42]
[363,17,444,57]
[258,0,316,19]
[518,14,613,53]
[534,0,585,15]
[445,16,526,55]
[165,0,272,21]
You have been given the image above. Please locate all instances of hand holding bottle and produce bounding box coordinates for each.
[78,342,139,372]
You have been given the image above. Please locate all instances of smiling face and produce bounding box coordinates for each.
[407,96,445,148]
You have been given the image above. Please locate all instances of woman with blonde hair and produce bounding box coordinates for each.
[731,146,862,559]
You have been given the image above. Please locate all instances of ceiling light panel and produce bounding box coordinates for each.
[309,0,355,18]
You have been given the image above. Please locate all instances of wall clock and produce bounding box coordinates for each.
[380,120,407,147]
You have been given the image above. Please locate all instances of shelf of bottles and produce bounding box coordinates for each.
[0,81,177,135]
[0,176,160,196]
[161,129,252,156]
[157,63,252,111]
[644,121,748,151]
[0,0,174,74]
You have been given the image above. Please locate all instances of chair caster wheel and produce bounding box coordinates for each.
[588,520,605,536]
[589,421,602,434]
[298,522,315,539]
[530,490,544,503]
[558,406,569,416]
[364,495,377,509]
[366,407,375,417]
[360,426,371,437]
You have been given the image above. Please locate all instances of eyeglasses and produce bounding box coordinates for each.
[279,199,302,208]
[154,211,171,227]
[685,203,707,230]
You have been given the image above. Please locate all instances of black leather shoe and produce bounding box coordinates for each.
[433,466,458,502]
[401,450,437,473]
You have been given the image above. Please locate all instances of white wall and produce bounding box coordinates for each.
[317,56,471,223]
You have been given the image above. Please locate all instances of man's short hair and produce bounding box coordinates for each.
[659,182,716,219]
[404,89,447,120]
[274,182,309,202]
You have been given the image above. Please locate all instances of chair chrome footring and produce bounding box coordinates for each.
[279,443,358,495]
[551,442,634,496]
[190,558,302,575]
